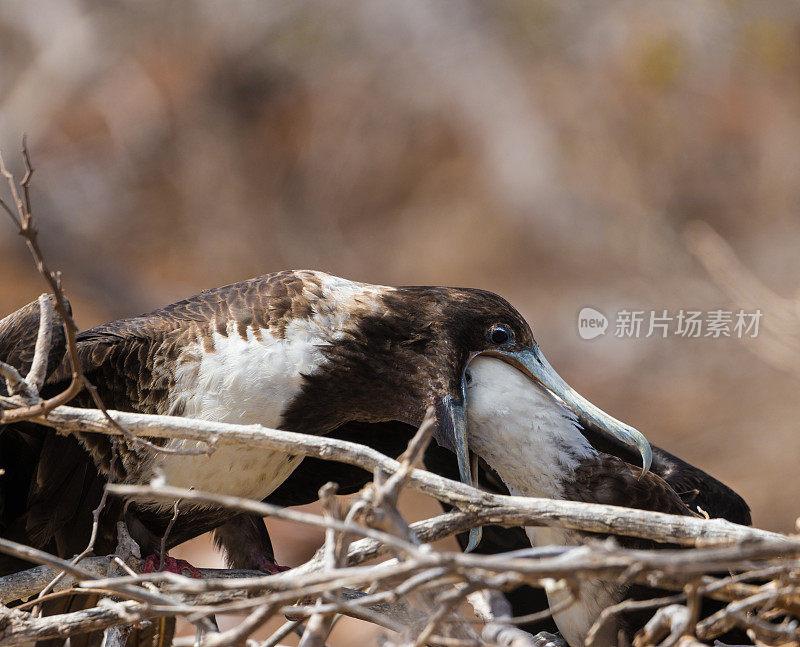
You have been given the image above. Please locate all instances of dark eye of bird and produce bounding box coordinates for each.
[489,325,512,345]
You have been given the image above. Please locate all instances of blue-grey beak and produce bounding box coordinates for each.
[436,392,482,552]
[491,346,653,475]
[439,344,652,554]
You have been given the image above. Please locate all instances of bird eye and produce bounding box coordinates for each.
[489,325,513,345]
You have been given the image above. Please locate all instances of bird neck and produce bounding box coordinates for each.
[465,357,597,500]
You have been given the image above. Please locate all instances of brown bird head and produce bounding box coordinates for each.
[283,278,652,550]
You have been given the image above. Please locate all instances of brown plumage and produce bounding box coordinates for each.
[576,415,750,525]
[0,271,750,646]
[1,270,540,567]
[570,455,697,517]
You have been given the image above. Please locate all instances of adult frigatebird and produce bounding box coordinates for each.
[461,356,751,646]
[0,272,750,647]
[0,270,652,575]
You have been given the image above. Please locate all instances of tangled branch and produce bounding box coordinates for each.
[1,146,799,646]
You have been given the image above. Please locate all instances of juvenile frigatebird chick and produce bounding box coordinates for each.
[1,270,652,574]
[463,356,749,647]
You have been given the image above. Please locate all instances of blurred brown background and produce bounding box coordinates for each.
[2,1,800,642]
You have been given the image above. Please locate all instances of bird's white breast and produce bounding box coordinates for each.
[465,356,596,501]
[147,321,323,502]
[142,278,386,506]
[465,357,618,646]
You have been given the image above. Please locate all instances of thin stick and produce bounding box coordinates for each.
[24,294,53,392]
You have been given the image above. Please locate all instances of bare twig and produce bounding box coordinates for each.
[633,604,692,647]
[260,618,305,647]
[468,589,542,647]
[0,146,204,459]
[25,294,53,392]
[0,536,212,632]
[299,483,343,647]
[0,396,795,645]
[0,143,83,422]
[35,454,117,607]
[159,500,182,571]
[0,360,36,401]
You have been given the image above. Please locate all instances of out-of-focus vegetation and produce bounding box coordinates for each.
[2,2,800,642]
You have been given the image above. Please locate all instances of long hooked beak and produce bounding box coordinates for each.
[437,343,652,554]
[489,345,653,475]
[436,393,482,552]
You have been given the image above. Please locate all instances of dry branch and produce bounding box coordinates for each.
[1,147,799,646]
[4,402,782,546]
[0,142,84,422]
[1,412,798,646]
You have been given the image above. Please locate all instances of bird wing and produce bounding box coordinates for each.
[578,415,751,524]
[1,271,333,565]
[0,297,116,573]
[48,271,331,412]
[568,454,699,519]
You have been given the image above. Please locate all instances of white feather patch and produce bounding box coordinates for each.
[143,276,385,505]
[465,356,596,500]
[465,357,617,646]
